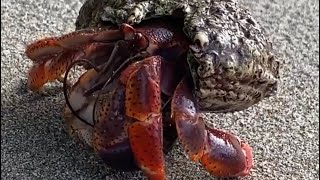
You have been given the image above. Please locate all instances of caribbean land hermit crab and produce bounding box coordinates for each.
[25,0,280,179]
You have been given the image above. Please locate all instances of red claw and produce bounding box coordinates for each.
[26,50,77,91]
[93,85,138,170]
[172,79,253,177]
[128,115,165,180]
[124,56,165,180]
[124,56,162,121]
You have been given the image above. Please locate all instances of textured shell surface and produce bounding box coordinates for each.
[76,0,238,29]
[76,0,280,113]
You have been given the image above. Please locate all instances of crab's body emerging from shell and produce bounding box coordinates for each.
[25,0,279,179]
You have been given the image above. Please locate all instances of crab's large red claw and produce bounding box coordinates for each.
[172,79,253,177]
[26,42,115,92]
[123,56,165,180]
[122,56,162,121]
[128,115,165,180]
[93,84,137,170]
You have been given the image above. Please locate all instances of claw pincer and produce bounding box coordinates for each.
[172,79,253,177]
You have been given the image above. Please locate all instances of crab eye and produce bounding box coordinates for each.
[193,32,209,49]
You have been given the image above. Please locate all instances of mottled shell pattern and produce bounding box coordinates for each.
[76,0,280,112]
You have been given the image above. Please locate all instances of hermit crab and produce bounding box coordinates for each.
[25,0,280,179]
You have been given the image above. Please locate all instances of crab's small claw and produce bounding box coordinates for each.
[171,79,253,177]
[25,37,63,62]
[26,50,78,92]
[27,60,48,92]
[26,42,115,92]
[25,22,150,92]
[24,26,128,92]
[123,56,165,180]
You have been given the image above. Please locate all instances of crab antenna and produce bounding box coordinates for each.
[91,52,149,124]
[98,40,124,74]
[161,98,172,111]
[63,59,99,127]
[83,40,132,97]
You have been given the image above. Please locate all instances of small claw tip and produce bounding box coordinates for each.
[238,142,254,176]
